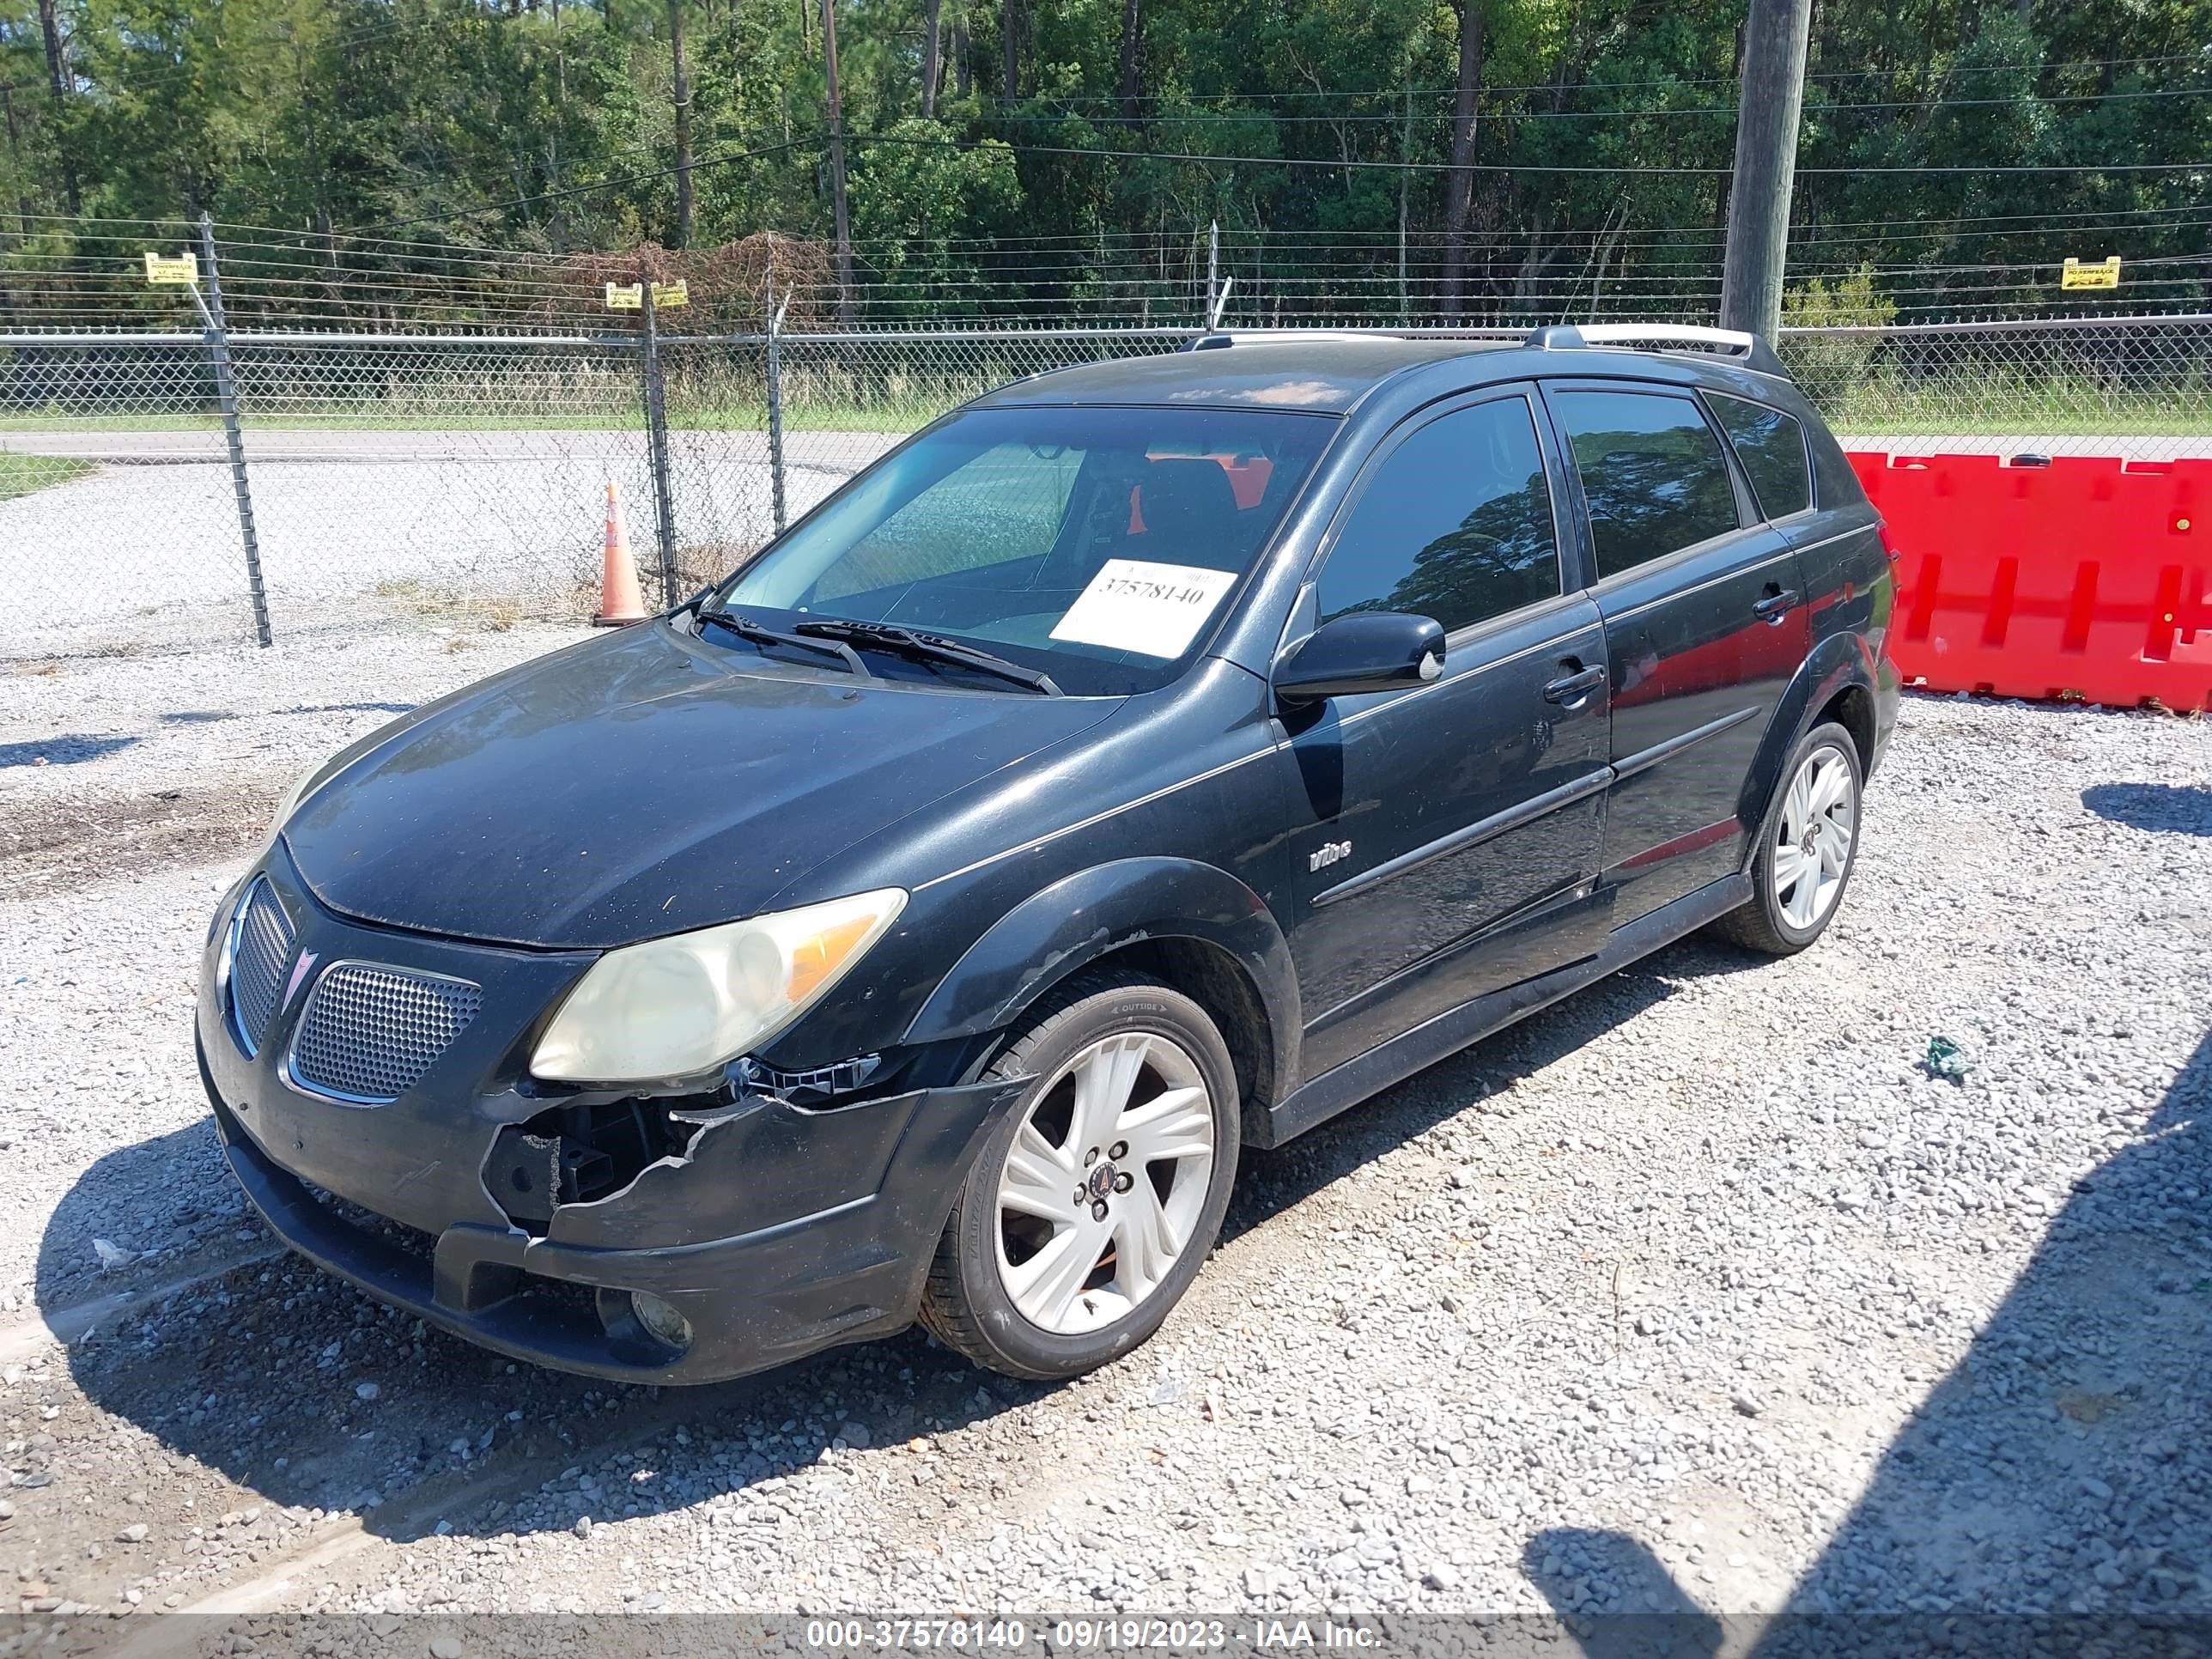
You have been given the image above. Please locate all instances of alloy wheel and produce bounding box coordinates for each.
[1772,743,1856,931]
[994,1030,1218,1335]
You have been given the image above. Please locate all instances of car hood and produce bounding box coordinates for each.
[283,621,1121,949]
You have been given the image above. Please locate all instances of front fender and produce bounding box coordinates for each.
[901,857,1299,1097]
[1741,630,1881,835]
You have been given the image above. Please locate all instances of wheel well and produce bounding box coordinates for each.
[1079,937,1276,1130]
[1818,683,1876,774]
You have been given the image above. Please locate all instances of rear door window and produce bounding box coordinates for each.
[1317,396,1563,634]
[1707,393,1813,520]
[1551,389,1743,579]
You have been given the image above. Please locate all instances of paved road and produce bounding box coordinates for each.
[8,425,2209,464]
[0,427,905,467]
[0,433,883,659]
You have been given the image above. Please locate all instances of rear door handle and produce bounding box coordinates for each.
[1543,664,1607,705]
[1753,589,1799,622]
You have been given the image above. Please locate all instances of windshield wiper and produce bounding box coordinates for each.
[694,605,871,678]
[792,620,1064,696]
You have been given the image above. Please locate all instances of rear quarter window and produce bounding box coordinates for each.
[1551,388,1742,579]
[1806,413,1872,512]
[1707,393,1813,520]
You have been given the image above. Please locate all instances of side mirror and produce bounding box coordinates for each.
[1273,611,1446,705]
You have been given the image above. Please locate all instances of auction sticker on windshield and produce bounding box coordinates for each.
[1049,560,1240,659]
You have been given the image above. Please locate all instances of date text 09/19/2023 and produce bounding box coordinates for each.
[801,1620,1386,1651]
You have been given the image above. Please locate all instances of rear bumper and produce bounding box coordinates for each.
[194,849,1017,1385]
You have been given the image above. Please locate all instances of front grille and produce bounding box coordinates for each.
[229,878,295,1055]
[289,963,483,1103]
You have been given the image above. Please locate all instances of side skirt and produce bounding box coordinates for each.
[1256,873,1752,1149]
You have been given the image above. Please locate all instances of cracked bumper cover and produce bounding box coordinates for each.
[195,850,1017,1386]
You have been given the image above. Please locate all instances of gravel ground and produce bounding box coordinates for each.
[0,622,592,1311]
[0,632,2206,1649]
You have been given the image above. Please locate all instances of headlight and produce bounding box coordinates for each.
[530,888,908,1084]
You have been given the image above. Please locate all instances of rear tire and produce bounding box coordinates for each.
[917,969,1240,1382]
[1711,720,1863,956]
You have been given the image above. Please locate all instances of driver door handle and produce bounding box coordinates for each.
[1753,587,1799,622]
[1543,663,1607,705]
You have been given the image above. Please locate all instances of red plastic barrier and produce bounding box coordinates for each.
[1848,452,2212,712]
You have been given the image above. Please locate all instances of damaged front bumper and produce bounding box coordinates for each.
[194,848,1017,1385]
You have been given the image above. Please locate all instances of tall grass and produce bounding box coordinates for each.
[0,453,92,499]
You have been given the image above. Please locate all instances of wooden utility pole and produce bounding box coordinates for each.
[669,0,694,247]
[1396,85,1412,320]
[34,0,65,104]
[1719,0,1812,342]
[1115,0,1142,122]
[2,87,33,238]
[1437,0,1486,317]
[921,0,943,118]
[34,0,77,214]
[821,0,854,325]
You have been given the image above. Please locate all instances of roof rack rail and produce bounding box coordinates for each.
[1176,325,1528,352]
[1527,322,1787,377]
[1181,327,1402,352]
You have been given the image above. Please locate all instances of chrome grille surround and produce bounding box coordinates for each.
[288,961,483,1104]
[228,878,295,1057]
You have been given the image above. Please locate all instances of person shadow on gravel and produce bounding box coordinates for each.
[1524,1024,2209,1659]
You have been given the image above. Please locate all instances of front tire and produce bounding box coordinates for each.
[918,969,1240,1381]
[1712,719,1863,956]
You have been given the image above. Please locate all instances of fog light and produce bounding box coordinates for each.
[629,1291,693,1352]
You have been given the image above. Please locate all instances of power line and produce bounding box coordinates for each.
[355,136,825,234]
[1012,55,2212,106]
[848,131,2212,177]
[992,85,2212,125]
[826,201,2212,251]
[850,132,1735,175]
[38,7,593,99]
[1789,201,2212,232]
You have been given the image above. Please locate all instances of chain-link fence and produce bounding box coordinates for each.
[3,307,2207,659]
[1779,313,2212,457]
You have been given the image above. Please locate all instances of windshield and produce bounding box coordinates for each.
[715,404,1338,695]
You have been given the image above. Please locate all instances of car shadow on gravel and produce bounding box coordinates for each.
[33,1124,1044,1551]
[1525,1024,2210,1650]
[27,1119,1061,1557]
[2082,782,2212,837]
[33,933,1784,1556]
[25,1115,243,1315]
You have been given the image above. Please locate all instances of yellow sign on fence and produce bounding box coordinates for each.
[2061,256,2122,290]
[606,280,689,310]
[143,252,199,286]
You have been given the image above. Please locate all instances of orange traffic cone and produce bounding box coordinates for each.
[592,481,648,627]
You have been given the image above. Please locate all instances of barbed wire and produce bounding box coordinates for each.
[4,202,2203,335]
